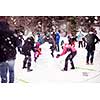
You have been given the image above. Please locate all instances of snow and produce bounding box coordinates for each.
[14,27,100,83]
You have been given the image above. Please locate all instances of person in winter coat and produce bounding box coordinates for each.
[84,31,100,65]
[55,30,60,52]
[51,32,56,41]
[56,39,77,71]
[34,42,41,62]
[67,33,72,45]
[22,35,35,71]
[49,35,56,57]
[37,33,44,44]
[0,21,22,83]
[15,29,24,53]
[77,30,84,48]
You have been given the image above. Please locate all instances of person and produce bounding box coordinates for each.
[84,31,100,65]
[22,35,35,71]
[60,40,64,48]
[15,29,24,53]
[34,42,41,62]
[77,30,84,48]
[0,21,22,83]
[37,33,44,45]
[49,35,56,57]
[67,33,72,45]
[56,39,77,71]
[51,32,56,41]
[55,30,60,52]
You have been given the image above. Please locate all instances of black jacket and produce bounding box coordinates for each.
[22,36,35,55]
[85,33,100,51]
[0,21,22,62]
[0,30,21,62]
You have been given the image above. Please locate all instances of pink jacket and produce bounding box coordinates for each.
[60,44,77,56]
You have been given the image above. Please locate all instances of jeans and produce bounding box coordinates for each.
[86,50,94,64]
[78,41,83,48]
[64,51,77,71]
[0,60,15,83]
[23,54,32,70]
[56,43,60,52]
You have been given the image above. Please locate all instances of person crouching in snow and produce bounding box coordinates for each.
[56,39,77,71]
[34,42,41,62]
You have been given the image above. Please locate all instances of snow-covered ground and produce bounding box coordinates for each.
[14,28,100,83]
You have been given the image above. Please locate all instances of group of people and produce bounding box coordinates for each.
[56,28,100,71]
[0,20,100,83]
[0,21,61,83]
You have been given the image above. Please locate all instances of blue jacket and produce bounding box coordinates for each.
[56,32,60,44]
[38,35,44,44]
